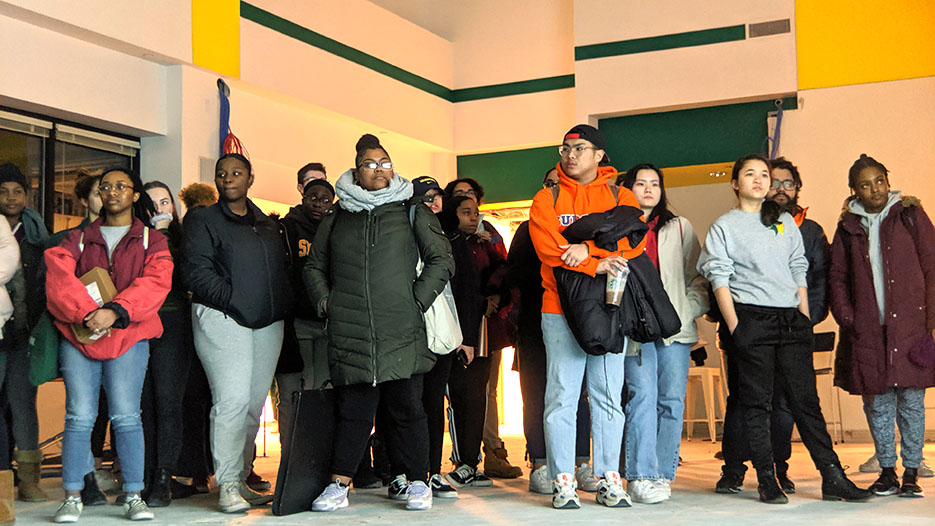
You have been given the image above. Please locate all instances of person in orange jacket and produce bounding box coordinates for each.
[529,124,645,509]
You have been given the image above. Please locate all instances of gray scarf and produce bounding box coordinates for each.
[335,169,413,212]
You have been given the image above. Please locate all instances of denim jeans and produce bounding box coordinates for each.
[862,387,926,469]
[192,304,283,485]
[542,313,626,479]
[624,340,691,481]
[60,339,149,492]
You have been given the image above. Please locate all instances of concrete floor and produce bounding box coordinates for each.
[14,432,935,525]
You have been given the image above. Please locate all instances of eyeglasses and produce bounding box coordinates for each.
[98,182,134,193]
[559,144,597,157]
[770,180,796,190]
[543,180,558,188]
[358,161,393,171]
[421,192,442,203]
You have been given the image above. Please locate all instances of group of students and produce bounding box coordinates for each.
[0,120,929,521]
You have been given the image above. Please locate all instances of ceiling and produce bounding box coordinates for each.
[368,0,472,41]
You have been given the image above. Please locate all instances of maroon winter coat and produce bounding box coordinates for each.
[829,196,935,395]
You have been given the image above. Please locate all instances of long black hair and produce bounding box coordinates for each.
[617,163,676,232]
[731,153,781,227]
[142,180,184,240]
[98,167,156,225]
[438,195,475,237]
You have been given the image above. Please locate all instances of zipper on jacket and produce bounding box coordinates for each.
[364,212,378,386]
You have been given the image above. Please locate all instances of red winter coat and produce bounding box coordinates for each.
[829,196,935,395]
[45,217,173,360]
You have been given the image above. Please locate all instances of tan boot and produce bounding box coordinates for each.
[483,444,522,479]
[0,470,14,524]
[13,449,49,502]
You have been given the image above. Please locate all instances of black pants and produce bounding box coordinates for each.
[422,353,455,475]
[332,377,428,482]
[720,324,795,474]
[729,304,838,471]
[447,355,490,468]
[174,350,213,479]
[142,309,194,477]
[516,317,591,463]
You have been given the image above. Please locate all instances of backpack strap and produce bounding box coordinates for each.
[143,226,149,250]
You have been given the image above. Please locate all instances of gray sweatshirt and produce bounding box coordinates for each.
[847,190,901,323]
[698,208,808,308]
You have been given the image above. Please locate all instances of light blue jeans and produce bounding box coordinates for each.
[60,339,149,492]
[542,313,626,479]
[862,387,926,469]
[624,340,691,481]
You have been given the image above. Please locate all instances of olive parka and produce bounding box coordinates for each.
[304,170,454,387]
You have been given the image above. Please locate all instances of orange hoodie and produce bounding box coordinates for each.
[529,163,646,315]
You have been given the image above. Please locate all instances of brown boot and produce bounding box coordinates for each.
[483,445,522,479]
[0,470,14,525]
[14,449,49,502]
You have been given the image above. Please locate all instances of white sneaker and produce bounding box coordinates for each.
[218,482,250,513]
[552,473,580,509]
[575,463,600,492]
[406,480,433,510]
[123,495,154,521]
[628,479,666,504]
[54,496,83,523]
[859,454,880,473]
[920,459,933,478]
[652,478,671,499]
[240,482,273,505]
[529,465,551,494]
[596,471,631,507]
[311,481,349,512]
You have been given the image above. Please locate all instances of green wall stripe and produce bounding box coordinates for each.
[240,2,574,102]
[241,2,452,100]
[575,25,746,61]
[453,75,575,102]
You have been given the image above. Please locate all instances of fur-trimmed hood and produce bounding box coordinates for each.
[839,192,921,220]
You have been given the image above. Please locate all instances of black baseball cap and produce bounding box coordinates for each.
[564,124,611,165]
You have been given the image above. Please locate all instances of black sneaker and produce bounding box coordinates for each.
[775,469,796,494]
[445,464,493,488]
[429,474,459,499]
[80,472,107,507]
[387,475,410,501]
[899,468,924,498]
[871,467,900,496]
[715,470,745,494]
[756,468,788,504]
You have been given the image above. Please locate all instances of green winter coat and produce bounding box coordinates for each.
[304,175,453,387]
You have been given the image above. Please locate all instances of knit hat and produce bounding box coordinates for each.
[303,178,335,197]
[564,124,611,165]
[412,176,440,197]
[0,163,27,190]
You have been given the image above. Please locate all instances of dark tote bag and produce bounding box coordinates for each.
[271,388,336,516]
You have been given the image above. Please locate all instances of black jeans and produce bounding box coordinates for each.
[729,304,838,471]
[422,353,455,475]
[447,355,490,468]
[141,309,194,477]
[720,325,795,474]
[516,318,591,463]
[332,377,428,482]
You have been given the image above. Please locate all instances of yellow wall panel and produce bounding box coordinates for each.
[192,0,240,78]
[796,0,935,90]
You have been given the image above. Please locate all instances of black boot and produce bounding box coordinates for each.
[80,471,107,506]
[146,469,172,507]
[714,467,745,494]
[775,462,795,494]
[820,463,874,502]
[756,467,788,504]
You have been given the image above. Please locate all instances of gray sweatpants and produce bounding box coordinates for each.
[192,304,283,485]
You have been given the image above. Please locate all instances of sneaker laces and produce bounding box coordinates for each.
[409,481,431,499]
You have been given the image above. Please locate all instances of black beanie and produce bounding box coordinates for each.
[303,178,335,197]
[0,163,27,190]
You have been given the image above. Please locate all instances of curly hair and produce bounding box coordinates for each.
[178,182,218,211]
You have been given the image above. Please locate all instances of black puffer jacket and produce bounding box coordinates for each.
[556,205,680,353]
[304,195,453,387]
[183,199,292,329]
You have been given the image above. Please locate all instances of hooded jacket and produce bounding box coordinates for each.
[792,208,831,324]
[830,194,935,395]
[6,208,50,335]
[183,198,292,329]
[529,164,646,316]
[304,170,454,387]
[45,217,173,359]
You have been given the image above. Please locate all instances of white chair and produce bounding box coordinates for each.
[684,366,727,443]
